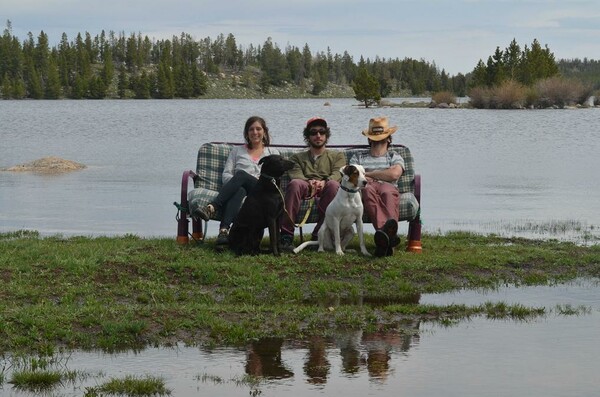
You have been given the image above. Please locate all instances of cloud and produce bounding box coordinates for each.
[3,0,599,75]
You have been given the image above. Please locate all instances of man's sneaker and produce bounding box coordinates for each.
[216,228,229,246]
[280,234,295,252]
[382,218,398,238]
[373,230,390,258]
[382,218,399,256]
[195,204,215,221]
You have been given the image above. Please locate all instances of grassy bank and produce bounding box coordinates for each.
[1,230,598,354]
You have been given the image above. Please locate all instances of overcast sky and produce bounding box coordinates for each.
[3,0,600,75]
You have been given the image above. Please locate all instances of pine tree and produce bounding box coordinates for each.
[191,63,208,96]
[352,66,380,107]
[503,38,521,80]
[117,64,128,98]
[44,56,61,98]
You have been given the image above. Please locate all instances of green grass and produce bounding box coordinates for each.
[7,354,86,393]
[1,230,599,353]
[85,375,170,396]
[10,369,63,392]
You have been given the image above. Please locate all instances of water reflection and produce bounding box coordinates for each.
[304,336,330,384]
[245,337,293,379]
[1,282,599,397]
[241,327,420,385]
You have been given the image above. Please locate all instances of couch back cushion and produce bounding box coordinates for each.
[195,143,415,194]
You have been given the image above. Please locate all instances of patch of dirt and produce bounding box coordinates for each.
[2,156,86,173]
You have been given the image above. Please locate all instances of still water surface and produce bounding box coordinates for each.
[2,281,599,397]
[1,100,599,396]
[1,99,599,241]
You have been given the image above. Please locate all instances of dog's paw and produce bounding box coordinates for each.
[335,250,345,256]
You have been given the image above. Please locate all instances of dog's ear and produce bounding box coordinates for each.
[342,165,357,176]
[258,156,269,165]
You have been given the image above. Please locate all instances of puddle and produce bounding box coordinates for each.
[1,280,599,397]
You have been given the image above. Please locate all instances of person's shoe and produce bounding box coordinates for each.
[382,218,398,238]
[216,228,229,246]
[382,218,399,256]
[195,203,215,221]
[280,234,295,252]
[388,235,401,256]
[373,230,390,258]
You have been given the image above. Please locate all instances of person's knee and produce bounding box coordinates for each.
[324,180,339,191]
[382,190,400,201]
[286,179,307,198]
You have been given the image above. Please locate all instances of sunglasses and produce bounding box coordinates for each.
[309,128,327,136]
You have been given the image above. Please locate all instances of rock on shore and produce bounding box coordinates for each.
[2,157,86,173]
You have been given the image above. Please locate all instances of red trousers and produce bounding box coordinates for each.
[362,181,400,230]
[281,179,340,239]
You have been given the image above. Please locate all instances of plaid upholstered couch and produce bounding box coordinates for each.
[176,142,422,252]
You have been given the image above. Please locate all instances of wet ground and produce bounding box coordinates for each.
[2,279,599,397]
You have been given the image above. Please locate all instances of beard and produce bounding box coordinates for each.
[308,139,326,149]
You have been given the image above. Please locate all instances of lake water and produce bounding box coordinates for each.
[2,280,599,397]
[1,100,599,396]
[1,99,599,242]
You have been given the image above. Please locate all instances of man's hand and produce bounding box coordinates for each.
[308,179,325,197]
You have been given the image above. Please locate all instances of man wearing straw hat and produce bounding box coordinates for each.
[349,117,404,257]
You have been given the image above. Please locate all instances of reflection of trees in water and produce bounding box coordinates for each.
[245,337,293,379]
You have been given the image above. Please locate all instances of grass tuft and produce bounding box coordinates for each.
[88,375,170,396]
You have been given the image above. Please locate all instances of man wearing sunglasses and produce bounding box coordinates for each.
[280,117,346,251]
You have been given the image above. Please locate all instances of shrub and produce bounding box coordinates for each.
[524,87,539,109]
[467,86,491,109]
[431,90,457,105]
[534,77,592,108]
[490,80,527,109]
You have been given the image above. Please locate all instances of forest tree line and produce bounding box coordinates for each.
[1,20,598,100]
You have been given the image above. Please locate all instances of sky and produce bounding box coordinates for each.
[2,0,600,75]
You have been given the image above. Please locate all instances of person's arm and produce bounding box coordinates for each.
[365,164,403,182]
[222,147,238,184]
[287,152,307,180]
[365,152,404,182]
[328,151,346,182]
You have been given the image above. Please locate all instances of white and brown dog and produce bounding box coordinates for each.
[293,165,370,256]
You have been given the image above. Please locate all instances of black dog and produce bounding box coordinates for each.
[228,154,295,256]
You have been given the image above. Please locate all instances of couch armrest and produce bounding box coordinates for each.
[177,170,203,244]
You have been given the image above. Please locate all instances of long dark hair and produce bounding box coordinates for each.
[244,116,271,148]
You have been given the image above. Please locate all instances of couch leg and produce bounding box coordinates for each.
[192,217,203,241]
[177,216,190,245]
[406,217,422,253]
[406,240,422,253]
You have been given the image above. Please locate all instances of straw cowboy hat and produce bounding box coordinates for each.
[362,117,398,141]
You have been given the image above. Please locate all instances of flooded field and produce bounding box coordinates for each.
[2,280,598,397]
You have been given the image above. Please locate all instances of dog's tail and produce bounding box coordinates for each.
[292,240,319,254]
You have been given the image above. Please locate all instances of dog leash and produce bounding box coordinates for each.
[265,176,314,228]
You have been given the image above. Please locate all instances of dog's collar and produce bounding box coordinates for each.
[340,185,359,193]
[260,174,278,184]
